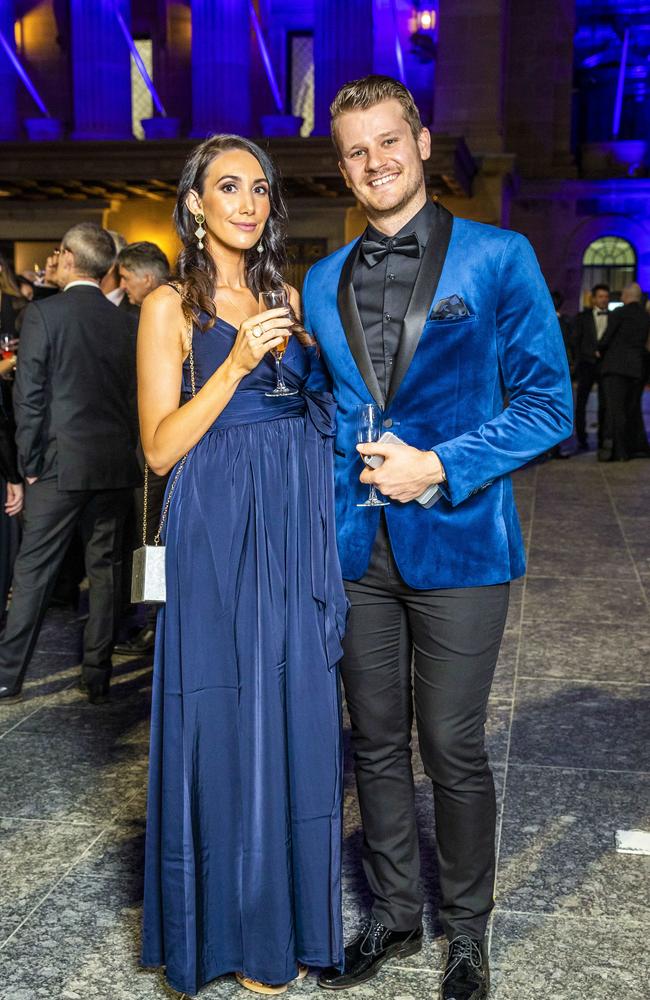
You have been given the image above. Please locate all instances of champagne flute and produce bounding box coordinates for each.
[259,287,298,397]
[356,404,390,508]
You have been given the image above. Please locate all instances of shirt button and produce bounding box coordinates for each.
[384,313,391,321]
[388,273,396,281]
[384,417,393,428]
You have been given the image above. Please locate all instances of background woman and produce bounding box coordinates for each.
[138,135,347,997]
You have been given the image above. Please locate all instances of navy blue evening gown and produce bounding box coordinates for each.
[142,318,348,995]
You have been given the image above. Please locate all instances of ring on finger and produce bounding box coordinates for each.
[252,323,264,339]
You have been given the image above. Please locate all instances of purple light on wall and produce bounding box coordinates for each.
[612,26,629,138]
[390,0,407,85]
[0,28,50,116]
[112,3,167,117]
[250,2,283,113]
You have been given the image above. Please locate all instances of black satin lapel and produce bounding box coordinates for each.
[337,239,385,408]
[386,203,454,410]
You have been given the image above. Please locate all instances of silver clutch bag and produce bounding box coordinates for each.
[131,543,166,604]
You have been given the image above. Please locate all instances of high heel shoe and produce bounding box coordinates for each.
[236,964,308,995]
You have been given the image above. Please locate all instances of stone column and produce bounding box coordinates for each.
[69,0,132,140]
[0,0,19,140]
[313,0,373,135]
[504,0,576,176]
[190,0,251,137]
[433,0,506,153]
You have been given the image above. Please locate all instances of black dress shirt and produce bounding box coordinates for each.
[352,200,436,399]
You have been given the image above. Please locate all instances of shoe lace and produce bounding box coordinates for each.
[443,936,483,981]
[359,918,390,957]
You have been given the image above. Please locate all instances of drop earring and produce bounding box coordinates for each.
[194,212,206,249]
[256,241,264,254]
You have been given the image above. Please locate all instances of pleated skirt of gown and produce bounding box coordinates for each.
[142,413,346,995]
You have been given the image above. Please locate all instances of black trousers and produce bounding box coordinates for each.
[0,476,131,693]
[575,360,604,446]
[342,517,509,942]
[601,374,645,460]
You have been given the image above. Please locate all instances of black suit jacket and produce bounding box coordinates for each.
[572,308,602,364]
[599,302,650,380]
[13,284,141,490]
[0,412,19,483]
[117,293,141,318]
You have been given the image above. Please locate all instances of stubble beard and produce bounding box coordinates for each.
[362,169,427,230]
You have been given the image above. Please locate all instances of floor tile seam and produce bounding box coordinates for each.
[522,614,647,625]
[0,813,117,827]
[492,907,648,926]
[109,788,148,825]
[515,675,650,688]
[599,467,650,612]
[0,817,104,832]
[0,677,82,742]
[525,573,640,581]
[0,824,111,953]
[506,761,650,776]
[490,465,538,952]
[0,703,48,742]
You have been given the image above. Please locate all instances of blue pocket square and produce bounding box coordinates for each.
[430,295,471,320]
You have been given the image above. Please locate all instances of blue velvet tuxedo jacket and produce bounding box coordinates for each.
[302,206,573,589]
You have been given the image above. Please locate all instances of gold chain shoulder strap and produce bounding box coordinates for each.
[142,283,197,547]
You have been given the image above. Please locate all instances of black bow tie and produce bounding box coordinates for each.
[597,311,608,316]
[361,233,421,268]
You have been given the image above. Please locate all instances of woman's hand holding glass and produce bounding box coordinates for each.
[227,306,293,380]
[260,288,299,397]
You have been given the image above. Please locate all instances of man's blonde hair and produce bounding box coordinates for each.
[330,75,424,151]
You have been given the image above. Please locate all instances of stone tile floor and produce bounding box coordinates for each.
[1,417,649,999]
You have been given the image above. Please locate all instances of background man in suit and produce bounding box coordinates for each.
[573,282,610,449]
[598,282,650,461]
[0,223,141,704]
[303,77,572,1000]
[117,241,170,309]
[113,240,171,657]
[101,230,139,316]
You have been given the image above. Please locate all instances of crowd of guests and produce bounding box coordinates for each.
[0,228,172,701]
[1,234,650,701]
[557,281,650,461]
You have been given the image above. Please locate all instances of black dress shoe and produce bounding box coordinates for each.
[77,679,110,704]
[440,936,489,1000]
[0,685,23,704]
[114,626,156,657]
[318,917,422,989]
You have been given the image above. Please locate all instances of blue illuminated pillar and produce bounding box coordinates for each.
[191,0,251,137]
[0,0,19,140]
[313,0,373,135]
[70,0,132,140]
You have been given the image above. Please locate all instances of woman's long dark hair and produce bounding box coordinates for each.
[174,134,311,343]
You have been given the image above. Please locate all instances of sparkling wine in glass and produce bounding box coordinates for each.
[260,287,298,397]
[355,404,390,508]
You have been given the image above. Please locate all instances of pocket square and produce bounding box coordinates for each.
[430,294,471,320]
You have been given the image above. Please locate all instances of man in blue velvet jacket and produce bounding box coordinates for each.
[303,77,573,1000]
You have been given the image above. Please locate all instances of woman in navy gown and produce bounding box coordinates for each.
[138,135,347,996]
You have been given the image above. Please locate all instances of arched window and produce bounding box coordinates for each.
[581,236,637,300]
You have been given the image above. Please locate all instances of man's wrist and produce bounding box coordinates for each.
[421,449,446,484]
